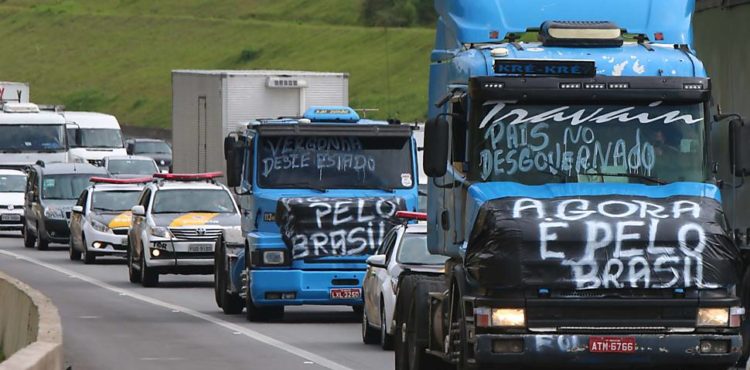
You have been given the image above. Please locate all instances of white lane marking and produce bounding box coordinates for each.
[0,249,351,370]
[140,357,184,361]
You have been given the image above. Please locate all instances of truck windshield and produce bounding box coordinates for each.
[0,175,26,192]
[42,175,94,200]
[470,101,706,185]
[67,128,123,148]
[0,124,66,152]
[257,135,414,190]
[151,189,236,214]
[92,190,142,212]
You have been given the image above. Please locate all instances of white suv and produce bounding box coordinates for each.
[127,172,241,287]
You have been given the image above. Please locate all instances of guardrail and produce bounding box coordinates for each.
[0,271,62,370]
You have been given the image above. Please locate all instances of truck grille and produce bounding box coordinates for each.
[169,228,222,241]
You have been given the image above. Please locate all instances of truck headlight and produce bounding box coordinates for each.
[262,250,285,265]
[475,307,525,328]
[44,207,65,220]
[91,220,110,233]
[150,226,172,239]
[696,308,729,327]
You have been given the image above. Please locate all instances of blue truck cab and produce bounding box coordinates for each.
[394,1,750,369]
[216,106,419,321]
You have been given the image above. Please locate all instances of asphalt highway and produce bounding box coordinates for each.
[0,233,393,370]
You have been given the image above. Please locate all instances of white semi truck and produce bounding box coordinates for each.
[171,70,349,176]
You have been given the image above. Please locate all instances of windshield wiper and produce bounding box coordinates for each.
[274,183,327,193]
[584,172,667,185]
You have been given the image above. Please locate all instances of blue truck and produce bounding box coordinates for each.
[215,106,419,321]
[394,0,750,369]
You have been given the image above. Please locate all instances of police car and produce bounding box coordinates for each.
[127,172,241,287]
[69,177,151,264]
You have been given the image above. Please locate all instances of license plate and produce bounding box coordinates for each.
[1,214,20,222]
[188,244,213,253]
[589,336,636,353]
[330,288,361,300]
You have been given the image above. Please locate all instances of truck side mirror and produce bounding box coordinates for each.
[729,118,750,177]
[423,116,450,177]
[224,136,245,188]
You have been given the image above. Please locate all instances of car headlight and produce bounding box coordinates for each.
[262,250,285,265]
[44,207,65,219]
[474,307,525,328]
[91,220,110,233]
[697,308,729,327]
[150,226,172,239]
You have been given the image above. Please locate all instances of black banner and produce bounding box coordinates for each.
[276,197,406,259]
[466,195,741,289]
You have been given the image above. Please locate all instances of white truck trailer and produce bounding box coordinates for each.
[171,70,349,175]
[0,82,30,104]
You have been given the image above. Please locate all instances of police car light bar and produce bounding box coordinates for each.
[395,211,427,221]
[153,172,223,181]
[90,176,153,184]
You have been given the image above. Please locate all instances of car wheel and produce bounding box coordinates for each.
[36,223,49,251]
[82,237,96,265]
[23,223,35,248]
[127,246,141,284]
[362,307,379,344]
[140,249,159,287]
[215,238,243,314]
[381,300,394,350]
[69,237,81,261]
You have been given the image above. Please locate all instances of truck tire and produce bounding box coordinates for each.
[245,291,283,322]
[215,238,243,314]
[394,275,446,370]
[739,269,750,365]
[140,252,159,287]
[69,238,81,261]
[362,307,379,344]
[23,223,36,248]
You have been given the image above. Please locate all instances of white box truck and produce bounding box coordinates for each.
[171,70,349,175]
[0,82,30,104]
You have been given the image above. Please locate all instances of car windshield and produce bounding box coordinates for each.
[0,174,26,192]
[67,128,123,148]
[107,159,158,175]
[396,234,449,265]
[257,135,414,190]
[470,101,706,185]
[92,190,142,212]
[151,189,236,214]
[134,141,171,154]
[42,175,95,200]
[0,124,66,152]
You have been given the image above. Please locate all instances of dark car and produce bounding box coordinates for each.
[23,162,108,250]
[125,138,172,173]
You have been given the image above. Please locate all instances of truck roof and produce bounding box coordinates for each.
[63,111,121,129]
[0,110,66,125]
[436,0,694,46]
[172,70,349,78]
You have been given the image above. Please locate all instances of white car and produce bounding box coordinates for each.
[69,177,150,264]
[361,215,448,349]
[0,169,27,231]
[127,172,241,287]
[103,155,159,179]
[64,111,127,166]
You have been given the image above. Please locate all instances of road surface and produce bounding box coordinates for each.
[0,233,392,370]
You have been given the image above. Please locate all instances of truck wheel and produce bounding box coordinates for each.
[395,275,447,370]
[739,270,750,365]
[69,238,81,261]
[127,248,141,284]
[215,239,243,314]
[23,224,36,248]
[362,307,379,344]
[82,237,96,264]
[245,290,284,322]
[140,252,159,287]
[380,300,394,350]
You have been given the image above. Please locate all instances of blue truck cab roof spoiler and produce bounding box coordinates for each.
[435,0,695,46]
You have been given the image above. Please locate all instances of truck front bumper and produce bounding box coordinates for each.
[472,333,741,369]
[250,269,365,306]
